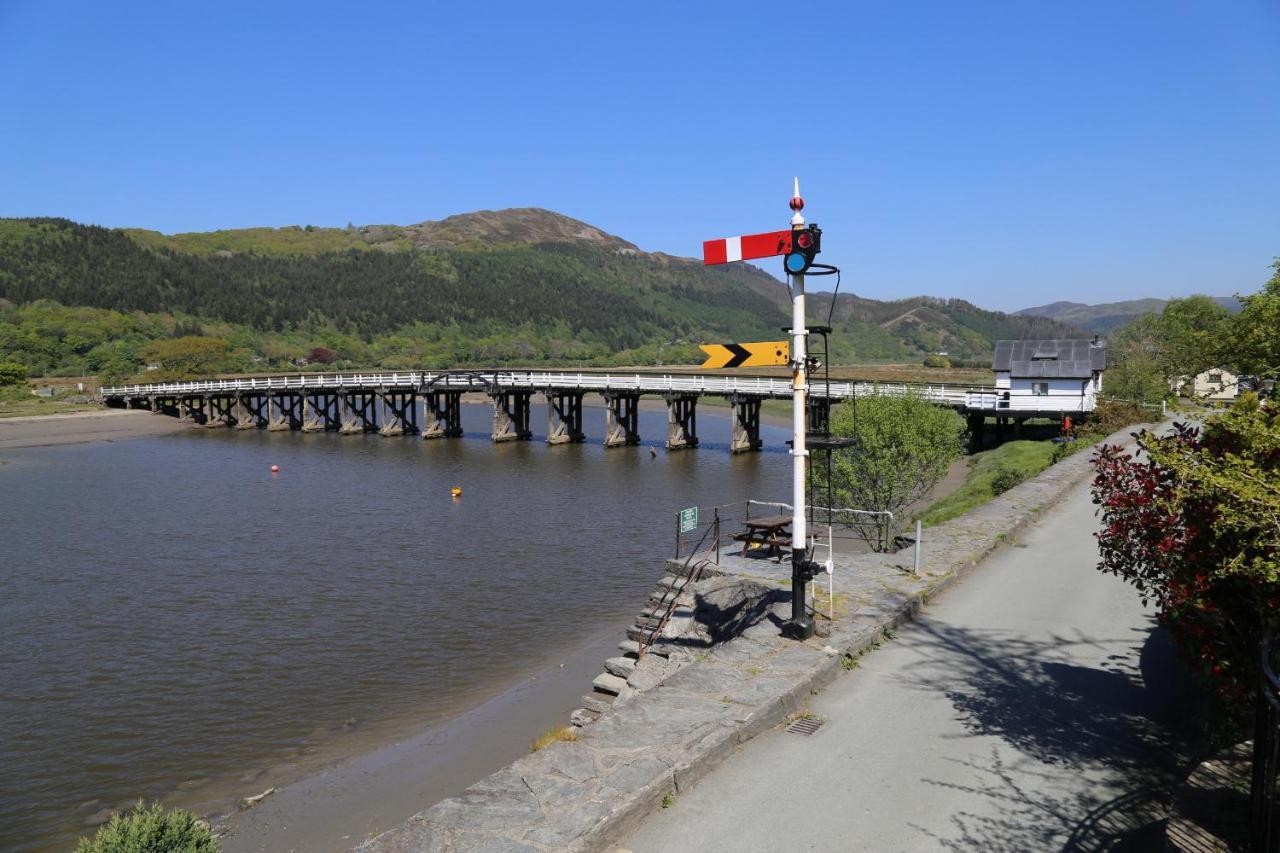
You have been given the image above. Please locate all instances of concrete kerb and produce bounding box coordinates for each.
[358,422,1159,853]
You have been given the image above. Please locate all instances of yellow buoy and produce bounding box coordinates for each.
[451,487,462,498]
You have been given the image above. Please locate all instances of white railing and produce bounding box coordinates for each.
[100,371,989,407]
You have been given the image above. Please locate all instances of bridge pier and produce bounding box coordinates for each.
[423,390,463,439]
[232,394,257,430]
[546,390,585,445]
[967,413,986,453]
[339,391,379,434]
[268,391,302,431]
[302,392,339,432]
[729,394,763,453]
[603,392,640,448]
[807,396,831,435]
[491,390,533,442]
[380,390,418,436]
[664,393,699,450]
[178,395,202,424]
[205,394,236,428]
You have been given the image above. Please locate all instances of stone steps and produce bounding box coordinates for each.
[603,656,636,678]
[579,693,614,715]
[591,673,629,696]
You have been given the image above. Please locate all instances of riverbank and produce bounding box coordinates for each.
[0,409,189,449]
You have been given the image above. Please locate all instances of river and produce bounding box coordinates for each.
[0,403,790,851]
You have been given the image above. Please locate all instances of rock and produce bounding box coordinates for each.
[570,708,600,727]
[240,787,275,809]
[194,819,211,832]
[603,656,637,678]
[627,655,680,691]
[83,808,114,827]
[592,673,629,695]
[580,693,613,714]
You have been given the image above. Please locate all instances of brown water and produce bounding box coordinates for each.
[0,404,789,851]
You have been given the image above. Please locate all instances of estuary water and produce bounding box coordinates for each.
[0,404,789,851]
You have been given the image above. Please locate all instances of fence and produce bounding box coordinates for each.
[1254,638,1280,852]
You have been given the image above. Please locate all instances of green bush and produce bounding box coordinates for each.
[922,354,951,368]
[990,466,1027,494]
[75,802,218,853]
[0,361,27,386]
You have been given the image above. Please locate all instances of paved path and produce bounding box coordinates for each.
[626,473,1196,852]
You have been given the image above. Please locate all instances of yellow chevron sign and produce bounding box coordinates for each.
[699,341,790,369]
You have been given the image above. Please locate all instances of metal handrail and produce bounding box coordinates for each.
[1253,638,1280,852]
[640,514,720,660]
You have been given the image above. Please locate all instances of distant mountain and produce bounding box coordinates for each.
[1017,296,1242,333]
[0,210,1082,368]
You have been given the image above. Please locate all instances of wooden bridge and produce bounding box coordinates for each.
[98,369,1083,453]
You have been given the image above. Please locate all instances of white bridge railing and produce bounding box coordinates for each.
[100,370,985,407]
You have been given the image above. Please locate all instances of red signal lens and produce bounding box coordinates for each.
[795,231,813,250]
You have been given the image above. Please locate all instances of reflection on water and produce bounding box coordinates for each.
[0,404,788,851]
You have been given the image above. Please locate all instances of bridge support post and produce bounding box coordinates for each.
[339,391,378,434]
[491,390,532,442]
[303,392,338,432]
[729,394,763,453]
[423,391,463,439]
[380,391,417,436]
[268,392,299,430]
[967,413,985,453]
[807,396,831,435]
[546,391,585,445]
[233,394,256,430]
[179,395,201,424]
[205,395,235,428]
[664,393,699,450]
[603,392,641,448]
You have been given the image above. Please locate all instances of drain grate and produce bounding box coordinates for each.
[786,715,824,736]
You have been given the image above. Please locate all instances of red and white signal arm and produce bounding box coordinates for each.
[703,229,793,265]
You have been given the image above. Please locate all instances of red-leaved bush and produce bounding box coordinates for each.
[1093,398,1280,728]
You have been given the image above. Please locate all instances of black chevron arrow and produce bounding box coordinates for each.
[724,343,751,368]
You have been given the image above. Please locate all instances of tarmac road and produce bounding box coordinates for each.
[626,471,1198,852]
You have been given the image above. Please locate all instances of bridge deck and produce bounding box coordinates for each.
[99,369,1095,415]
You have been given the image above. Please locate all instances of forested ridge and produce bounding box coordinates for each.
[0,212,1084,380]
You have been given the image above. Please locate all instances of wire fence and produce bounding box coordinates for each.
[672,498,898,562]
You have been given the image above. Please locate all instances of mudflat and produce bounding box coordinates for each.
[0,409,189,449]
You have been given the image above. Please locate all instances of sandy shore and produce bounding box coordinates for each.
[0,409,190,449]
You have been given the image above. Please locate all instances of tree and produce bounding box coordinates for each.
[139,336,234,380]
[1103,314,1168,404]
[1232,259,1280,380]
[1093,398,1280,730]
[814,393,967,549]
[307,346,337,365]
[1157,295,1231,381]
[922,354,950,368]
[0,362,26,386]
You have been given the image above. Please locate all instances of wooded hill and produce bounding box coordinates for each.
[0,210,1082,377]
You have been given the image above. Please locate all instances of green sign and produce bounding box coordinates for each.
[679,506,698,534]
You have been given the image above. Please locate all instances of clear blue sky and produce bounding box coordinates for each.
[2,1,1277,311]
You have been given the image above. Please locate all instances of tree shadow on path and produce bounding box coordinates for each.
[896,617,1201,852]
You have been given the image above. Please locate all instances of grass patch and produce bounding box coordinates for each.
[530,727,578,752]
[917,440,1057,526]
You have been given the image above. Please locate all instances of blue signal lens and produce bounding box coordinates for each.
[785,252,808,273]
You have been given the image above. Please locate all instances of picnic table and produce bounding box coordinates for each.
[733,513,793,561]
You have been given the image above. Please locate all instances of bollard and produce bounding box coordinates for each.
[914,520,923,576]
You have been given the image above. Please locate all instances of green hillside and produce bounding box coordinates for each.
[0,210,1084,380]
[1017,296,1241,332]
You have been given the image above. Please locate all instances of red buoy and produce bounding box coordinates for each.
[271,465,279,473]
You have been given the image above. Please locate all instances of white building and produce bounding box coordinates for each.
[987,338,1107,414]
[1175,368,1239,401]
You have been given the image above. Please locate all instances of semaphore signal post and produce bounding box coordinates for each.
[701,178,829,640]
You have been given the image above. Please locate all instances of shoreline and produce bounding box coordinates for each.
[209,623,627,853]
[0,409,188,449]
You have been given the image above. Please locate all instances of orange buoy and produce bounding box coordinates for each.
[271,465,280,473]
[451,486,462,498]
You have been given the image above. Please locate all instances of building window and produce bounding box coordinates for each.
[1032,382,1049,396]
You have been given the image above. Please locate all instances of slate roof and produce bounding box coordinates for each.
[992,339,1106,377]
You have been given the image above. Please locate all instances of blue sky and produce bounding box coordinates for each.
[1,1,1277,311]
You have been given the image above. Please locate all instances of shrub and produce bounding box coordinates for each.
[990,466,1027,495]
[922,354,951,368]
[0,362,27,386]
[1092,399,1279,733]
[75,801,219,853]
[1088,400,1151,435]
